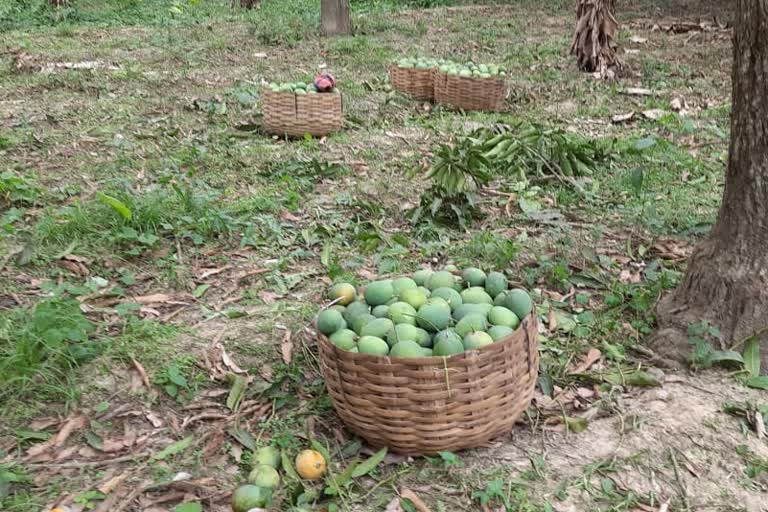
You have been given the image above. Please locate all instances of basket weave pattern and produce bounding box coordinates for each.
[318,313,538,455]
[389,66,436,101]
[262,89,343,137]
[434,72,506,111]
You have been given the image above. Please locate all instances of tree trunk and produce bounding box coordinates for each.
[570,0,619,77]
[654,0,768,369]
[49,0,68,6]
[232,0,260,9]
[321,0,351,36]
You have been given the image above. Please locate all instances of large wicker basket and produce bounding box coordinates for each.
[389,66,436,101]
[262,89,343,137]
[434,72,507,111]
[318,312,538,455]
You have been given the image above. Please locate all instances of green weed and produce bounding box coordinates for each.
[0,297,97,403]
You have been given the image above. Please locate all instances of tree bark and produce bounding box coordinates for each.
[570,0,619,77]
[655,0,768,369]
[232,0,260,9]
[321,0,351,36]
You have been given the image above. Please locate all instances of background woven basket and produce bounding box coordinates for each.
[434,72,507,111]
[389,66,436,101]
[262,89,343,137]
[318,312,538,456]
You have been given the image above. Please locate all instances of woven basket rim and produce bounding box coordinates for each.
[317,309,536,365]
[434,70,506,83]
[263,89,342,97]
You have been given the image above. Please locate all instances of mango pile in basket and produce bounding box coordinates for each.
[267,73,338,95]
[438,61,507,78]
[394,56,453,69]
[317,267,533,358]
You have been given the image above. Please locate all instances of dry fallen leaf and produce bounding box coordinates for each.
[145,413,163,428]
[279,326,293,364]
[569,348,603,374]
[98,473,128,494]
[55,445,79,461]
[54,415,87,448]
[547,309,557,331]
[131,293,189,305]
[29,417,60,431]
[220,347,245,374]
[258,290,282,304]
[385,496,404,512]
[198,265,232,279]
[625,87,653,96]
[100,439,125,453]
[131,358,151,389]
[400,488,432,512]
[642,109,667,120]
[612,112,635,124]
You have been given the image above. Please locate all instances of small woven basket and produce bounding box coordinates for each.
[434,72,507,111]
[389,66,436,101]
[318,312,538,456]
[262,89,343,137]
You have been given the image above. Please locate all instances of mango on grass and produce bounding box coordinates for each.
[232,485,272,512]
[329,282,356,306]
[254,446,281,468]
[248,464,280,488]
[317,309,345,336]
[295,450,327,480]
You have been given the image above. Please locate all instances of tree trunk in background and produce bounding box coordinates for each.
[321,0,351,36]
[233,0,260,9]
[49,0,68,6]
[654,0,768,370]
[570,0,619,76]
